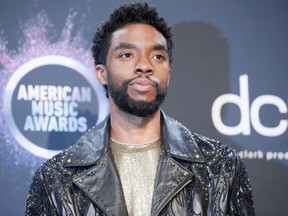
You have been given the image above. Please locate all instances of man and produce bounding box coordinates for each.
[26,2,255,216]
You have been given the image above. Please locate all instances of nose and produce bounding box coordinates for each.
[134,55,153,74]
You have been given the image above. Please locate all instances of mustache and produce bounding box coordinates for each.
[125,75,160,87]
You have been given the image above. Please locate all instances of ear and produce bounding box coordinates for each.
[96,64,108,85]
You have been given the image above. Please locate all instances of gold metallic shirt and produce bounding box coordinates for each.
[110,138,161,216]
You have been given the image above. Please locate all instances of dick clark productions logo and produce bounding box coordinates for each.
[4,55,108,159]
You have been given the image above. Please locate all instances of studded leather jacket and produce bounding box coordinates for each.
[26,112,255,216]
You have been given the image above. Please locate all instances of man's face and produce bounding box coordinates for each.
[98,24,171,117]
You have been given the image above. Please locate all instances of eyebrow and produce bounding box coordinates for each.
[113,42,168,52]
[152,44,168,52]
[113,42,136,51]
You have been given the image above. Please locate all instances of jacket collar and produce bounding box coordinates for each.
[63,110,204,167]
[63,117,110,167]
[160,112,204,163]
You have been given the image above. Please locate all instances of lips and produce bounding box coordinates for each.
[129,78,156,91]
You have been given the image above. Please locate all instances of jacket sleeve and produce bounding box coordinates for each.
[229,156,255,216]
[26,167,59,216]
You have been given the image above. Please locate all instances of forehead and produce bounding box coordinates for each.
[109,24,167,49]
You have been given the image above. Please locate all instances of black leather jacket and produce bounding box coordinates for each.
[26,112,255,216]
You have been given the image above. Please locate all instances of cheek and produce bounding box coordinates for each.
[106,70,129,89]
[158,77,170,91]
[166,73,171,86]
[160,71,170,87]
[107,61,134,78]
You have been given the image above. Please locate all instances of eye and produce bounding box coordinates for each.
[119,52,133,59]
[153,54,165,61]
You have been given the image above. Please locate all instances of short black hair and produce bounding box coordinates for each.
[91,2,173,66]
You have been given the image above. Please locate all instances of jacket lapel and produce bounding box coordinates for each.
[63,116,128,216]
[73,151,128,216]
[150,112,205,215]
[151,154,193,216]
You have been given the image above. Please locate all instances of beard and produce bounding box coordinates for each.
[107,75,167,117]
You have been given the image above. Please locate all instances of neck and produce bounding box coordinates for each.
[109,100,161,145]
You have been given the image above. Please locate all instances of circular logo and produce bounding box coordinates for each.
[4,55,108,159]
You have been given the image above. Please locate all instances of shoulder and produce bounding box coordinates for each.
[32,118,109,184]
[162,112,240,167]
[192,133,238,161]
[33,150,72,184]
[35,116,110,176]
[189,133,243,177]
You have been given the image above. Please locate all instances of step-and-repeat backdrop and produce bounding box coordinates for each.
[0,1,287,215]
